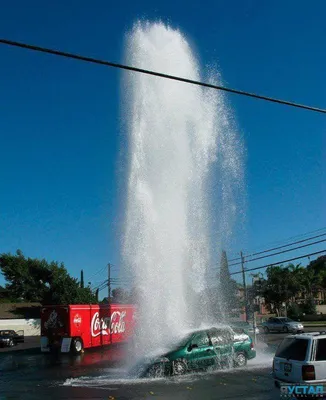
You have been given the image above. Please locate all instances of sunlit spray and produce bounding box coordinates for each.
[121,21,245,358]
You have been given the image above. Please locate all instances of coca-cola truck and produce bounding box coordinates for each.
[40,304,136,354]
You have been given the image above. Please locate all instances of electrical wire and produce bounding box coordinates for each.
[242,238,326,263]
[228,227,326,262]
[87,266,107,281]
[1,38,326,114]
[229,234,326,267]
[229,249,326,276]
[228,234,326,267]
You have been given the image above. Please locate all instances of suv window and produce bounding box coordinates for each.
[275,338,308,361]
[316,339,326,361]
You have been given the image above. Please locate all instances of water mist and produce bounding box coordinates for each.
[121,21,245,358]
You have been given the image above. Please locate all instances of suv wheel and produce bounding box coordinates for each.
[263,327,269,334]
[234,352,247,368]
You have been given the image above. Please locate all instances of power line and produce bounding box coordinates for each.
[88,265,107,281]
[228,229,326,262]
[243,238,326,264]
[1,38,326,114]
[228,234,326,267]
[229,249,326,276]
[245,232,326,259]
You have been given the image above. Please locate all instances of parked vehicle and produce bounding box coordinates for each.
[231,321,260,335]
[143,326,256,377]
[0,330,24,348]
[273,332,326,393]
[40,304,136,354]
[262,317,304,334]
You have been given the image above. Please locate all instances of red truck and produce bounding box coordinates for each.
[40,304,136,354]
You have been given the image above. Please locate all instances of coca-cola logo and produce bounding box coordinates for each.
[91,311,126,337]
[73,314,82,325]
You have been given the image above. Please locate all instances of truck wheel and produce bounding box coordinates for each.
[71,338,83,355]
[234,352,247,368]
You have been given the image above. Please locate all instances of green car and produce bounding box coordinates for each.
[144,326,256,377]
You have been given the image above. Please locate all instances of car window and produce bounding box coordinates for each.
[275,338,308,361]
[316,339,326,361]
[209,329,232,345]
[232,328,245,334]
[191,332,210,347]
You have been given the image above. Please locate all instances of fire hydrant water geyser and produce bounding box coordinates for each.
[122,21,245,357]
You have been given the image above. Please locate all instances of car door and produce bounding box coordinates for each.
[209,328,233,367]
[187,331,216,370]
[274,319,283,332]
[313,338,326,381]
[15,330,24,343]
[269,318,278,331]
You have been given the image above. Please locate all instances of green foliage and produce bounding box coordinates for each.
[256,257,326,317]
[219,250,240,315]
[287,303,301,319]
[0,250,96,305]
[301,296,317,315]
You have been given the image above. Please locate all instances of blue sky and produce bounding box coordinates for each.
[0,0,325,293]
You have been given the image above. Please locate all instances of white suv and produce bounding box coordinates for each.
[273,332,326,389]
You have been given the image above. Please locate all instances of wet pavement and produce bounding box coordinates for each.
[1,330,323,400]
[0,339,279,400]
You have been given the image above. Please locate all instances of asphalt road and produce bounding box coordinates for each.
[0,329,324,400]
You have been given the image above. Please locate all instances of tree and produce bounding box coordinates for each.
[261,265,298,316]
[111,288,130,303]
[219,250,240,317]
[80,269,84,288]
[0,250,96,305]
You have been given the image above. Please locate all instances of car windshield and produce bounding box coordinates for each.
[174,332,195,348]
[275,338,308,361]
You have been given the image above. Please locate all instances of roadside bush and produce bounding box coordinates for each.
[288,303,301,319]
[301,297,317,315]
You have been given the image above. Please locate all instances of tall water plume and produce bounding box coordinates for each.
[121,21,245,356]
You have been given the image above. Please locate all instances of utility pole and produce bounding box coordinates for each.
[241,251,248,323]
[108,263,111,304]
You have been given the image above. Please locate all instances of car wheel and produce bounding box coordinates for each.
[172,360,187,375]
[9,339,14,347]
[263,327,269,334]
[283,326,289,333]
[147,363,165,378]
[234,352,247,368]
[71,338,83,355]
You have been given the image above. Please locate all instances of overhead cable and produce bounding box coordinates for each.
[1,38,326,114]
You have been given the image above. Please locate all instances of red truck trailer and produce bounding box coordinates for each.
[40,304,136,354]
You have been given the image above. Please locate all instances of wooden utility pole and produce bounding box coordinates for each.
[240,251,248,323]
